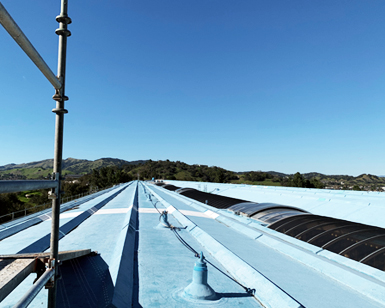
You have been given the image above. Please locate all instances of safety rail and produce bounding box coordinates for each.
[0,0,71,307]
[0,189,96,224]
[0,178,60,223]
[0,185,119,224]
[0,202,50,224]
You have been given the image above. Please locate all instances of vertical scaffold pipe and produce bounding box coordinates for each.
[48,0,71,307]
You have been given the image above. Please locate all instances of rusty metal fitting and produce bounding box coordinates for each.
[33,259,46,284]
[45,277,55,289]
[48,190,58,200]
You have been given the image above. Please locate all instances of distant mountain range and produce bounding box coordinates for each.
[1,158,384,190]
[0,158,146,179]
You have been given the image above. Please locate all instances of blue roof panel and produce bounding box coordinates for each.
[2,181,385,307]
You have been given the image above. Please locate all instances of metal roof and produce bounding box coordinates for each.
[2,181,385,307]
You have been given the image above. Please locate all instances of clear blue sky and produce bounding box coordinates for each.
[1,0,385,176]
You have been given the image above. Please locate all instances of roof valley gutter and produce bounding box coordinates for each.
[108,181,139,307]
[144,183,303,308]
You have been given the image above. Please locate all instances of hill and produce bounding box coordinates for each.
[121,160,238,183]
[0,158,146,180]
[1,158,384,191]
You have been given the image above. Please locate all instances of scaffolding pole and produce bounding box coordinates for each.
[48,0,71,307]
[0,1,71,307]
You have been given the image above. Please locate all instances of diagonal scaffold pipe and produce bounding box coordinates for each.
[0,2,62,90]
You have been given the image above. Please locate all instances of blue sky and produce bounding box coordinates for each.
[1,0,385,176]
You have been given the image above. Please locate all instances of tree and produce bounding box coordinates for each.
[0,193,23,216]
[280,172,325,189]
[292,172,305,187]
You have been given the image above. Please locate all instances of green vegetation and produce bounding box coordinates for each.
[1,158,384,222]
[17,191,42,203]
[240,179,282,186]
[280,172,325,189]
[120,160,238,183]
[0,190,50,222]
[0,157,144,180]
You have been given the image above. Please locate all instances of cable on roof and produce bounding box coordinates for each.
[152,200,161,215]
[141,184,255,294]
[170,226,255,295]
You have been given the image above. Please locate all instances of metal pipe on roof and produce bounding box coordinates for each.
[0,180,59,194]
[0,3,62,90]
[12,268,55,308]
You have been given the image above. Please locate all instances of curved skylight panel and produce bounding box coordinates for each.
[263,212,303,224]
[265,207,385,271]
[273,215,322,233]
[285,218,334,237]
[252,207,304,219]
[340,235,385,262]
[252,208,288,220]
[323,229,380,254]
[295,221,344,242]
[176,187,196,194]
[179,189,246,209]
[307,224,356,246]
[255,209,303,224]
[227,202,261,216]
[361,248,385,270]
[162,184,180,191]
[230,203,307,217]
[308,224,366,247]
